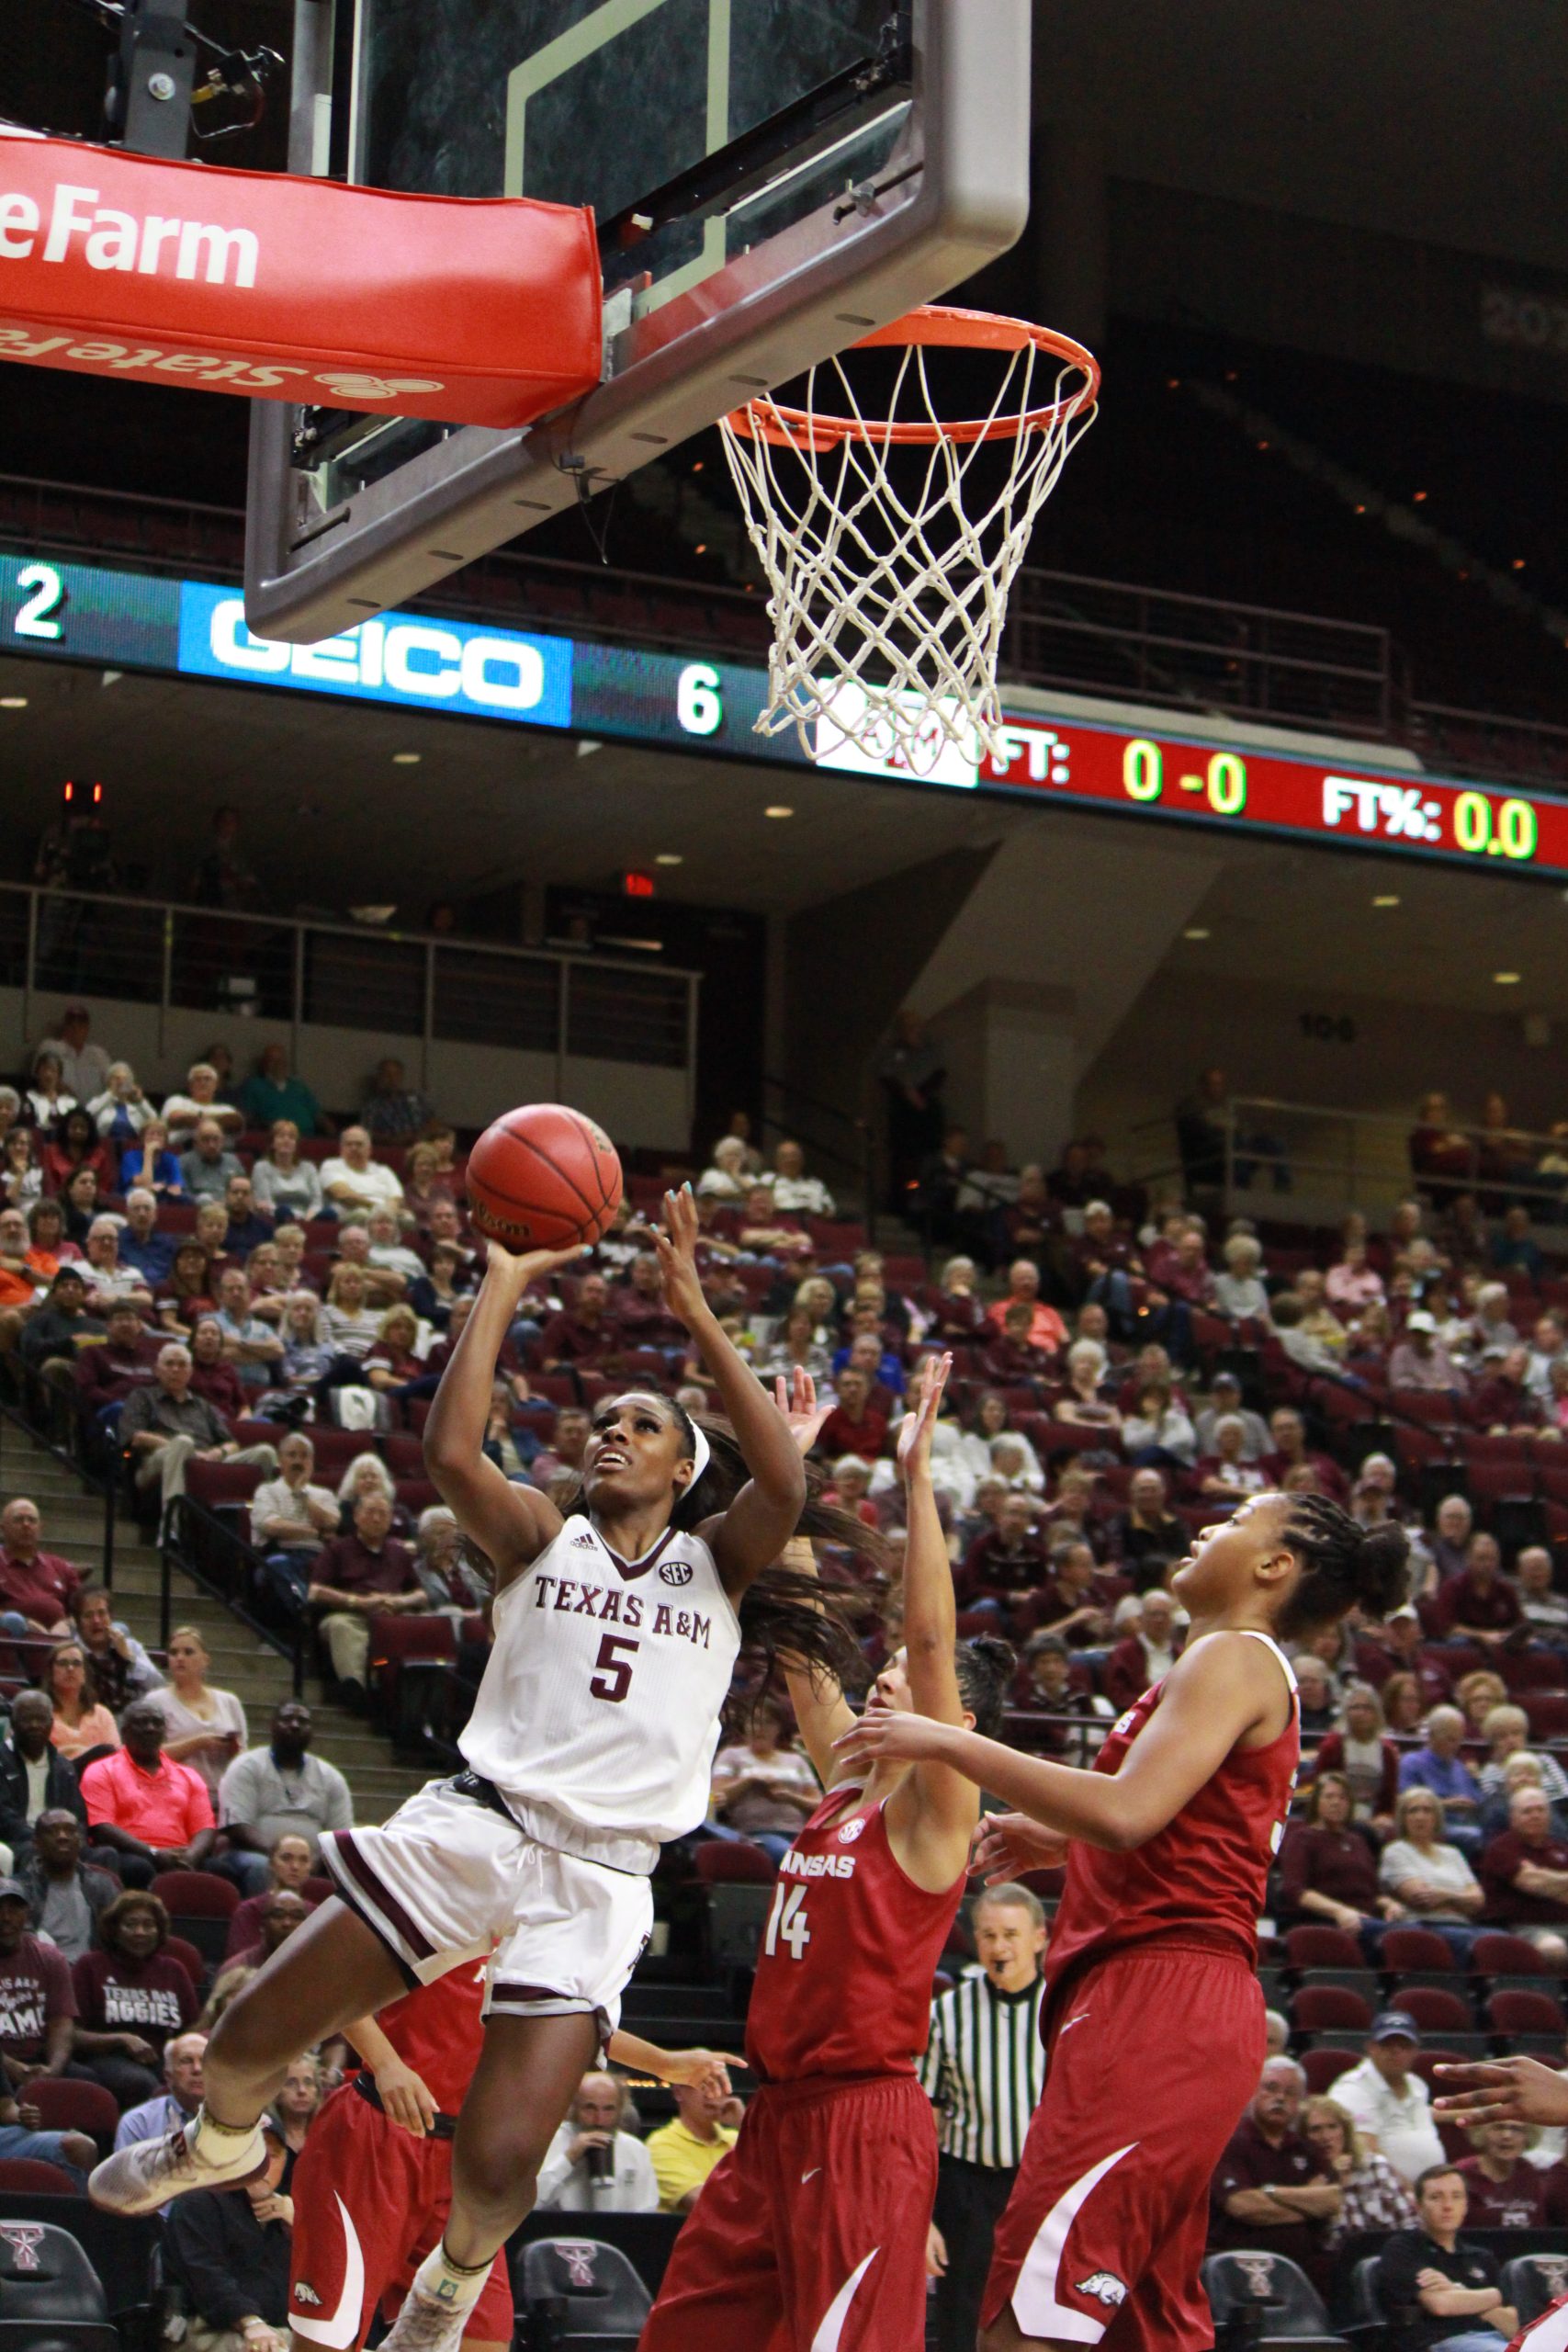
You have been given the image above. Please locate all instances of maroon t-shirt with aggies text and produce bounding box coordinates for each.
[0,1933,75,2063]
[72,1949,199,2055]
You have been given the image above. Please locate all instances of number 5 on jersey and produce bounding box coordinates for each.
[763,1881,810,1961]
[589,1633,639,1703]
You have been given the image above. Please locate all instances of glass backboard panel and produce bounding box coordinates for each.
[244,0,1030,641]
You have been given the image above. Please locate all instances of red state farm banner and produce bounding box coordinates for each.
[0,126,602,427]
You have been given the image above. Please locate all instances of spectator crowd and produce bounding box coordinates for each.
[6,1025,1568,2340]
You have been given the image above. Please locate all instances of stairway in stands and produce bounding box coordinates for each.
[0,1417,431,1825]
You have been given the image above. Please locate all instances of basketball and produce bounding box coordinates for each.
[465,1102,623,1252]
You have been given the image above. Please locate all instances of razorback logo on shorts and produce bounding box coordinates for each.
[294,2282,322,2306]
[659,1560,694,1586]
[1076,2272,1126,2308]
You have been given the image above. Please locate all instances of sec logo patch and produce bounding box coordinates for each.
[837,1816,867,1844]
[660,1560,694,1587]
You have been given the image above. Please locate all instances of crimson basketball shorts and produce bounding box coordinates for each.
[984,1942,1266,2352]
[1511,2296,1568,2352]
[288,2081,514,2348]
[641,2072,938,2352]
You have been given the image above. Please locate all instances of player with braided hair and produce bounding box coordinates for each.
[838,1489,1409,2352]
[642,1354,1014,2352]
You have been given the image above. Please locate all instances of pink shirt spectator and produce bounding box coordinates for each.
[80,1747,215,1852]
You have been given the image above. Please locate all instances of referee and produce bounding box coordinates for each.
[920,1881,1048,2352]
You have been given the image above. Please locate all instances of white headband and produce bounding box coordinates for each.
[688,1424,711,1487]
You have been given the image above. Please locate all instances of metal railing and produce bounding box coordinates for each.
[10,468,1559,777]
[1002,570,1393,737]
[759,1070,876,1243]
[166,1492,306,1694]
[0,1363,120,1591]
[0,881,700,1103]
[1177,1095,1568,1223]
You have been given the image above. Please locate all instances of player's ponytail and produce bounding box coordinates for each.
[954,1634,1015,1736]
[1277,1492,1410,1635]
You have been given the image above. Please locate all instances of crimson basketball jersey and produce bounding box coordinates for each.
[358,1956,487,2117]
[745,1781,964,2084]
[1046,1629,1300,1984]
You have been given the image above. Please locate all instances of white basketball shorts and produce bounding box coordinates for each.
[320,1773,653,2041]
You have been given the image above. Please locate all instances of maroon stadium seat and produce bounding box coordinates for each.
[1486,1988,1567,2037]
[150,1871,238,1917]
[1381,1928,1459,1974]
[165,1936,206,1993]
[1396,1986,1475,2036]
[0,2157,80,2193]
[1285,1926,1363,1971]
[1470,1932,1548,1977]
[1524,1693,1568,1741]
[25,2078,118,2148]
[1300,2048,1359,2094]
[1291,1985,1372,2034]
[694,1840,776,1884]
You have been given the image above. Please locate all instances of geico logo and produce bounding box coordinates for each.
[208,598,547,712]
[0,183,259,287]
[0,326,447,400]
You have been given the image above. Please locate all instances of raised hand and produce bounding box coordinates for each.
[972,1810,1070,1884]
[1432,2055,1568,2127]
[897,1352,951,1480]
[831,1701,946,1771]
[480,1237,587,1295]
[774,1366,832,1457]
[654,1185,709,1329]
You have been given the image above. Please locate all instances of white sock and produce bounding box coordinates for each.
[189,2108,261,2154]
[410,2241,491,2314]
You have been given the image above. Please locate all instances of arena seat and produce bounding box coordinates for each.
[381,1430,424,1478]
[1485,1986,1566,2038]
[694,1840,775,1884]
[24,2080,118,2154]
[1393,1985,1474,2037]
[1283,1926,1363,1971]
[0,2217,120,2352]
[1200,2253,1347,2351]
[1290,1986,1372,2036]
[183,1459,266,1511]
[1502,2255,1568,2330]
[151,1870,238,1967]
[0,2158,80,2194]
[1469,1931,1548,1977]
[1379,1927,1459,1974]
[519,2237,651,2349]
[1524,1692,1568,1741]
[164,1936,206,1994]
[1499,1650,1567,1695]
[394,1478,441,1516]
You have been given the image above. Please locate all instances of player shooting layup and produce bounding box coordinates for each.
[94,1187,866,2352]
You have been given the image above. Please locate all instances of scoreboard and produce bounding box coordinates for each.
[2,551,1563,884]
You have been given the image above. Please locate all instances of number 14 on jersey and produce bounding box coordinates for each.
[763,1881,810,1961]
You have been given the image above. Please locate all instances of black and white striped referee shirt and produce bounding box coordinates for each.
[919,1970,1046,2169]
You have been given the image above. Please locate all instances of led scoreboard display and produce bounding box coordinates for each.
[975,716,1562,872]
[3,548,1565,884]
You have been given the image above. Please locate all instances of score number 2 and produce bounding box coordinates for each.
[1123,738,1247,816]
[13,562,64,643]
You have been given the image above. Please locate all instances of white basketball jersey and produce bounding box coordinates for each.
[459,1516,741,1871]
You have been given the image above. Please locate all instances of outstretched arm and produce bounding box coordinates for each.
[657,1186,805,1596]
[885,1355,978,1877]
[1433,2055,1568,2127]
[423,1239,581,1586]
[835,1630,1285,1852]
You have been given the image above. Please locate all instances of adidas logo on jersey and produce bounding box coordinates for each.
[571,1530,597,1549]
[659,1559,694,1586]
[1076,2273,1127,2308]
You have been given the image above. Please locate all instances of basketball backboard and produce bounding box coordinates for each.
[243,0,1032,641]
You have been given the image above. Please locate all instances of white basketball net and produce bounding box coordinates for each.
[719,316,1098,774]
